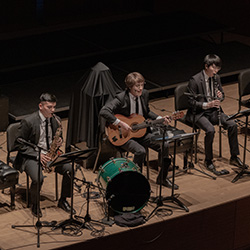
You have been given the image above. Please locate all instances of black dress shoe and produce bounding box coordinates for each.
[230,157,248,168]
[204,161,216,172]
[58,199,76,214]
[31,204,42,218]
[156,178,179,190]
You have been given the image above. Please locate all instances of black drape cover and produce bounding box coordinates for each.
[66,62,122,151]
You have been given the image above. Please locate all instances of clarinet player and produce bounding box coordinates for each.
[14,93,75,217]
[186,54,245,173]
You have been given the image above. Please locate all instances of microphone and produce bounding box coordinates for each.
[17,138,38,150]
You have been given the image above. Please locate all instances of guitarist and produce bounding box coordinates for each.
[100,72,179,190]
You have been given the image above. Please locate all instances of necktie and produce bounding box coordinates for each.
[45,118,50,150]
[135,97,139,114]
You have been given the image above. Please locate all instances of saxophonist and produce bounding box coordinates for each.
[14,93,75,217]
[186,54,244,174]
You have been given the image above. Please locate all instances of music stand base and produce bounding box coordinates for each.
[101,217,115,226]
[146,197,173,221]
[232,169,250,183]
[162,196,189,212]
[51,218,85,231]
[74,214,109,227]
[176,162,216,180]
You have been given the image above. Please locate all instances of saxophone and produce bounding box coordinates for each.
[44,114,63,173]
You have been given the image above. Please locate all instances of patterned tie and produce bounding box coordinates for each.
[135,97,139,114]
[45,118,50,150]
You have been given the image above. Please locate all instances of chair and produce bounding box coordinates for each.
[238,69,250,112]
[174,83,200,162]
[6,122,58,207]
[174,82,223,161]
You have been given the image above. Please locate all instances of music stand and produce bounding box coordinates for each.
[161,133,196,212]
[146,125,173,221]
[153,133,197,214]
[51,148,96,230]
[227,109,250,183]
[12,140,55,248]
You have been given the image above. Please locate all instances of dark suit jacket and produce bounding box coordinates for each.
[14,111,60,172]
[99,89,158,123]
[186,71,225,123]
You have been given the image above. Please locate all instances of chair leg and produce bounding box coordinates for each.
[10,185,15,210]
[26,174,30,208]
[55,172,58,201]
[146,148,150,180]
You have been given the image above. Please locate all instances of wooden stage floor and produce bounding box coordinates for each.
[1,83,250,250]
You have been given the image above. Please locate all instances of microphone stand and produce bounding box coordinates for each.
[74,179,110,227]
[12,139,56,248]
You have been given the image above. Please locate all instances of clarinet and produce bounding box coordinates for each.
[213,74,222,126]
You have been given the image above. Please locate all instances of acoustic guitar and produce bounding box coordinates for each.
[106,111,184,146]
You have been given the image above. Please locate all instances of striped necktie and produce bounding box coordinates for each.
[45,118,50,150]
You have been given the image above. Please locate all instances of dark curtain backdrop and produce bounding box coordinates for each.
[66,62,122,151]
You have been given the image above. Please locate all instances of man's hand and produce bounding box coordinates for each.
[216,90,223,99]
[208,99,221,108]
[118,120,131,131]
[40,153,52,166]
[162,115,171,125]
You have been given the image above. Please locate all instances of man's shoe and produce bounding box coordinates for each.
[204,161,216,172]
[156,178,179,190]
[31,204,42,218]
[58,199,76,214]
[230,157,248,168]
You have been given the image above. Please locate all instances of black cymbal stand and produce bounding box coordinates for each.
[12,139,55,248]
[146,125,173,221]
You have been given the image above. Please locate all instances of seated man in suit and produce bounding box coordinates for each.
[186,54,244,172]
[14,93,74,217]
[100,72,178,189]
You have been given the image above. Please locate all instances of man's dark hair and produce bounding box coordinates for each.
[39,93,57,103]
[203,54,222,68]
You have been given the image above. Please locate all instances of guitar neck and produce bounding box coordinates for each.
[132,117,165,130]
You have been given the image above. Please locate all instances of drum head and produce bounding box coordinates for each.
[106,170,150,213]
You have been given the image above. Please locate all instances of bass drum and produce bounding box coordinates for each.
[98,158,150,214]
